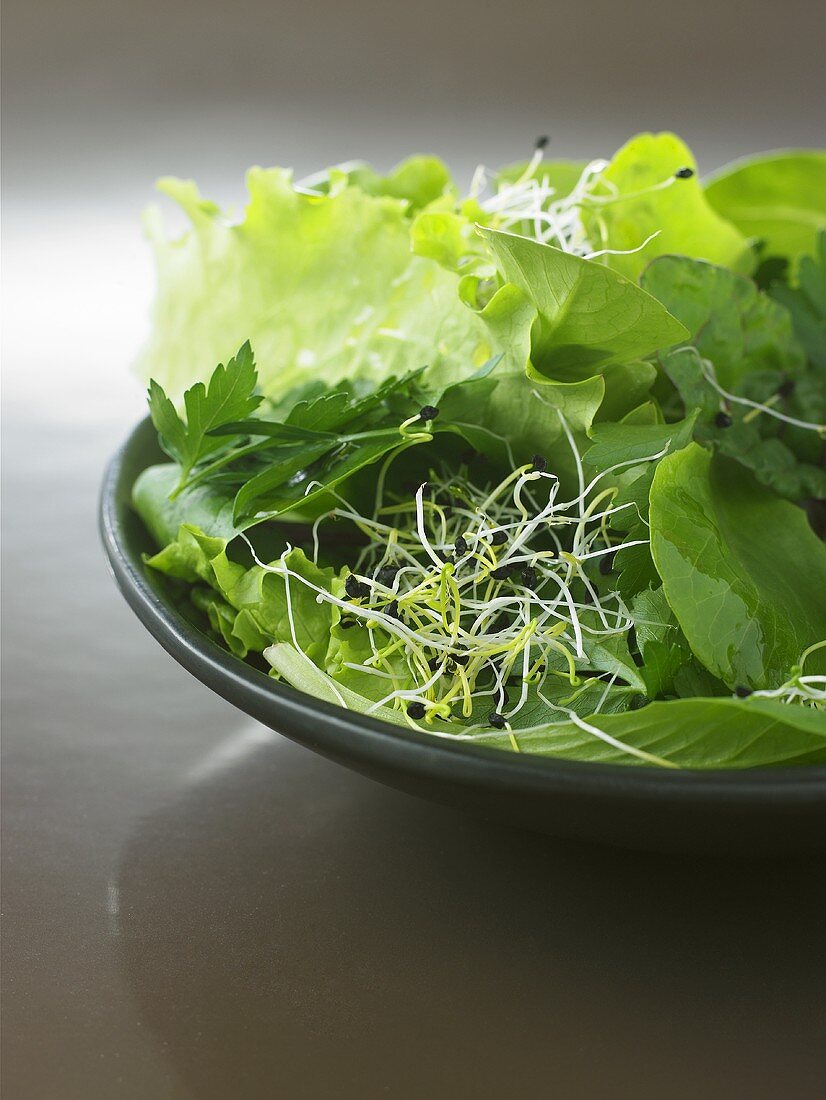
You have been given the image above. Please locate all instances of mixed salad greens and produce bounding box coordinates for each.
[132,131,826,768]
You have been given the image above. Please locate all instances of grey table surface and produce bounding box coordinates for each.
[3,1,826,1096]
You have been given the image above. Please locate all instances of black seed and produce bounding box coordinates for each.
[375,564,398,587]
[531,454,547,472]
[491,565,512,581]
[599,550,617,576]
[629,694,648,710]
[407,702,426,719]
[535,134,550,151]
[452,653,469,666]
[714,411,733,428]
[777,379,795,398]
[491,530,507,545]
[674,166,695,179]
[345,574,369,599]
[735,685,752,698]
[419,405,440,422]
[521,565,538,589]
[454,536,468,556]
[488,711,506,729]
[428,657,443,672]
[339,616,357,630]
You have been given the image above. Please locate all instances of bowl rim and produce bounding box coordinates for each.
[99,417,826,805]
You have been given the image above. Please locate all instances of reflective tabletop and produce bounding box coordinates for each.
[4,1,826,1095]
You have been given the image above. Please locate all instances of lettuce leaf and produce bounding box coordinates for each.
[479,226,687,381]
[704,150,826,268]
[582,132,749,282]
[649,445,826,689]
[264,644,826,768]
[137,167,535,403]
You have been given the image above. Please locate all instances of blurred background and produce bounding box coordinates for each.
[3,3,826,1098]
[5,0,826,417]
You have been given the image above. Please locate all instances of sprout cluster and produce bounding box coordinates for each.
[470,142,691,260]
[242,409,676,766]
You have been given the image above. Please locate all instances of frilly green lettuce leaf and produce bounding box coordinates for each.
[137,167,535,403]
[144,523,342,667]
[340,155,454,211]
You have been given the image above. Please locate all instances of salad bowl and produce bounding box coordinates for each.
[100,417,826,855]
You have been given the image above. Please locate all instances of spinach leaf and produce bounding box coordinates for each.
[641,255,804,388]
[771,230,826,369]
[659,346,826,505]
[133,463,241,543]
[583,415,697,599]
[649,444,826,689]
[630,586,692,697]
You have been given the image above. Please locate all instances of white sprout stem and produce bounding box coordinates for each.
[585,229,661,260]
[701,360,826,434]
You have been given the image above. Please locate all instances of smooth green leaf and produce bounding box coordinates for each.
[265,642,826,768]
[649,444,826,689]
[231,439,350,521]
[208,419,334,442]
[704,150,826,267]
[437,368,604,474]
[133,464,241,543]
[235,430,430,522]
[479,226,687,382]
[475,697,826,767]
[631,586,692,697]
[581,131,749,282]
[584,415,696,473]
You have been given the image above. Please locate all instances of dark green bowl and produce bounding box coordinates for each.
[100,418,826,854]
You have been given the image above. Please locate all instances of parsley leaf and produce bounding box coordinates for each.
[147,341,262,495]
